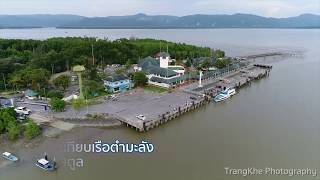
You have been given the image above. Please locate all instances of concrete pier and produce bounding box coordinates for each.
[117,64,272,132]
[50,63,272,132]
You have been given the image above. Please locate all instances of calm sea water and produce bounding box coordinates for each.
[0,29,319,180]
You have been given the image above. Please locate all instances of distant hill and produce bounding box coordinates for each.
[0,14,84,28]
[0,13,319,28]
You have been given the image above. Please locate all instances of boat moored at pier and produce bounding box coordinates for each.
[213,87,236,102]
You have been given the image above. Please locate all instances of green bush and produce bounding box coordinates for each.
[214,58,231,69]
[7,121,20,140]
[50,98,66,112]
[0,108,42,140]
[24,120,41,139]
[71,98,86,110]
[133,72,148,87]
[53,75,71,90]
[83,80,106,99]
[47,90,63,99]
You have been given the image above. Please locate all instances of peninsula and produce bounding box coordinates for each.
[0,37,295,134]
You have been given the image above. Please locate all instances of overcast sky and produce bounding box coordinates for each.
[0,0,319,17]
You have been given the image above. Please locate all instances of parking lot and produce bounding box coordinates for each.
[53,88,200,123]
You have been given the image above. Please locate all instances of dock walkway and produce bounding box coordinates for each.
[115,64,272,132]
[51,64,272,132]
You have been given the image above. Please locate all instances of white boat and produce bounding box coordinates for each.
[213,87,236,102]
[2,152,19,162]
[35,158,56,171]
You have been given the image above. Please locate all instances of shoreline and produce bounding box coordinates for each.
[0,51,291,151]
[49,61,276,132]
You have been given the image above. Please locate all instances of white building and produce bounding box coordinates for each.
[138,53,186,88]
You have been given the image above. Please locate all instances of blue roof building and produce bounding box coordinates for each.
[103,74,133,93]
[25,89,38,99]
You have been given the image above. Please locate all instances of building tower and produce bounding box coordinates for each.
[72,65,86,99]
[159,52,170,69]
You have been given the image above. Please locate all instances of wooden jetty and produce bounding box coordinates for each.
[253,64,273,69]
[241,52,283,59]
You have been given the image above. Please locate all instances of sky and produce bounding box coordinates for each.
[0,0,319,17]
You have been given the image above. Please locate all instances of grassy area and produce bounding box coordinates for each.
[0,90,16,96]
[144,85,169,93]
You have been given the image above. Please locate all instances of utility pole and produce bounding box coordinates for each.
[92,44,95,66]
[66,60,70,71]
[43,88,46,100]
[51,64,54,75]
[2,73,7,91]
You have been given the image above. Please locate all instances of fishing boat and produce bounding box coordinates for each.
[213,87,236,102]
[35,154,57,171]
[2,152,19,162]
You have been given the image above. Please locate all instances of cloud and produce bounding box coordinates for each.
[0,0,318,17]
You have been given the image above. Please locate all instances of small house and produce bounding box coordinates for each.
[0,97,14,108]
[103,75,132,93]
[24,89,38,100]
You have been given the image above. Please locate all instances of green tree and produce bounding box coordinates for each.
[214,58,231,69]
[1,37,212,91]
[213,49,225,58]
[133,72,148,87]
[53,75,70,90]
[83,80,105,99]
[185,59,192,68]
[201,58,212,69]
[24,120,41,139]
[7,121,20,140]
[50,98,66,112]
[10,67,50,90]
[27,68,50,90]
[125,59,132,69]
[47,90,63,99]
[9,73,24,91]
[0,108,19,139]
[0,120,5,133]
[87,67,98,81]
[1,107,16,117]
[1,111,16,130]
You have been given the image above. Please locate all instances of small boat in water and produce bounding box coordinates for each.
[213,87,236,102]
[35,154,57,171]
[2,152,19,162]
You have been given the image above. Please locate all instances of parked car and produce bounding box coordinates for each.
[16,113,27,121]
[14,107,31,115]
[106,95,118,101]
[190,96,197,100]
[136,114,146,120]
